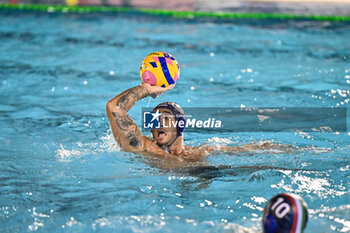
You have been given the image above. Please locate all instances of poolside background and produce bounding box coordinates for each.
[1,0,350,16]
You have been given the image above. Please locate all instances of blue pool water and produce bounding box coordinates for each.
[0,11,349,232]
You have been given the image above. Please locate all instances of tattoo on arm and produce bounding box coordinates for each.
[112,112,133,131]
[108,85,149,149]
[116,86,149,111]
[127,131,141,147]
[112,112,141,148]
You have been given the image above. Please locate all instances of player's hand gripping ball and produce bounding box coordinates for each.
[263,193,308,233]
[140,52,180,87]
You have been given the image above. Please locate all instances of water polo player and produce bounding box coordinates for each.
[106,83,295,160]
[106,52,294,160]
[106,83,212,160]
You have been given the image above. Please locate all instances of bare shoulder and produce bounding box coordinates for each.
[142,137,169,157]
[140,143,207,161]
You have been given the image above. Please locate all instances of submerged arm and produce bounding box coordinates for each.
[195,142,295,155]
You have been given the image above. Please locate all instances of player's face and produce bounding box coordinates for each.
[152,109,178,146]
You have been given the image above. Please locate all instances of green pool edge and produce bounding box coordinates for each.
[1,3,350,21]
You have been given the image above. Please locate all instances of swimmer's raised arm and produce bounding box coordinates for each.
[106,84,174,152]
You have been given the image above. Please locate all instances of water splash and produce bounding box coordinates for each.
[207,137,234,146]
[56,129,120,160]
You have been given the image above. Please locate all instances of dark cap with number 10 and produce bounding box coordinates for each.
[263,193,308,233]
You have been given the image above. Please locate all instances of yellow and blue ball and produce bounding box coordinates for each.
[140,52,180,87]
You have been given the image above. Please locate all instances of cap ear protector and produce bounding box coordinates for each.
[153,102,186,137]
[263,193,308,233]
[177,116,186,137]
